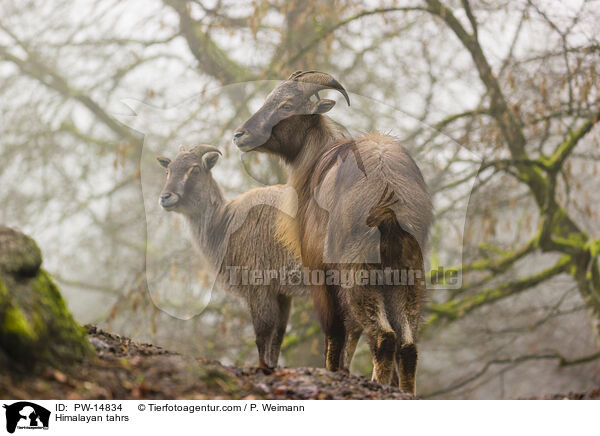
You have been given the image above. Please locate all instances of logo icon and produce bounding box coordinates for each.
[2,402,50,434]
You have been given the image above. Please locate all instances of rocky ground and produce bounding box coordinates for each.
[0,227,412,400]
[0,325,413,400]
[532,390,600,400]
[1,325,598,400]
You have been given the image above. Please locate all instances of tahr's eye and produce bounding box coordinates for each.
[191,165,200,173]
[280,103,293,111]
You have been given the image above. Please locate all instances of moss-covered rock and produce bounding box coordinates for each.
[0,227,42,277]
[0,226,92,372]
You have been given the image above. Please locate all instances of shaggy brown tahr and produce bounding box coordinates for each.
[233,71,433,394]
[157,145,305,372]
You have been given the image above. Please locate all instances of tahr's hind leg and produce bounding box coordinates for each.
[269,294,292,367]
[341,319,362,372]
[396,297,420,395]
[391,366,400,386]
[348,288,396,384]
[386,283,421,395]
[397,342,417,395]
[248,293,278,372]
[313,284,346,372]
[325,321,346,372]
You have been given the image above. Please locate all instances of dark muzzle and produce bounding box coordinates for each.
[159,192,180,210]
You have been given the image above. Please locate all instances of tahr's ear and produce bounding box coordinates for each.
[156,156,171,168]
[202,152,220,171]
[312,98,336,114]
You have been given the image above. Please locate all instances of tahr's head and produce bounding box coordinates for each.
[157,145,221,213]
[233,71,350,159]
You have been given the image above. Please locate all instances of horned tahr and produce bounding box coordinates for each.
[157,145,305,372]
[233,71,432,394]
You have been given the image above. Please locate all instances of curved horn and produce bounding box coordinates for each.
[189,144,223,156]
[289,70,350,106]
[288,70,304,80]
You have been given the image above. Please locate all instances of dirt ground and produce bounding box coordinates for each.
[1,325,597,400]
[1,325,412,399]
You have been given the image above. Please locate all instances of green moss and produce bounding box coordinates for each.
[425,255,572,332]
[0,274,39,365]
[0,268,92,372]
[33,269,92,364]
[0,275,6,301]
[1,228,94,372]
[33,270,73,322]
[588,239,600,259]
[3,306,37,342]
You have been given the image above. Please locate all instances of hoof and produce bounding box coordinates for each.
[255,364,275,375]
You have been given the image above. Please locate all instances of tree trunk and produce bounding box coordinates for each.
[576,259,600,347]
